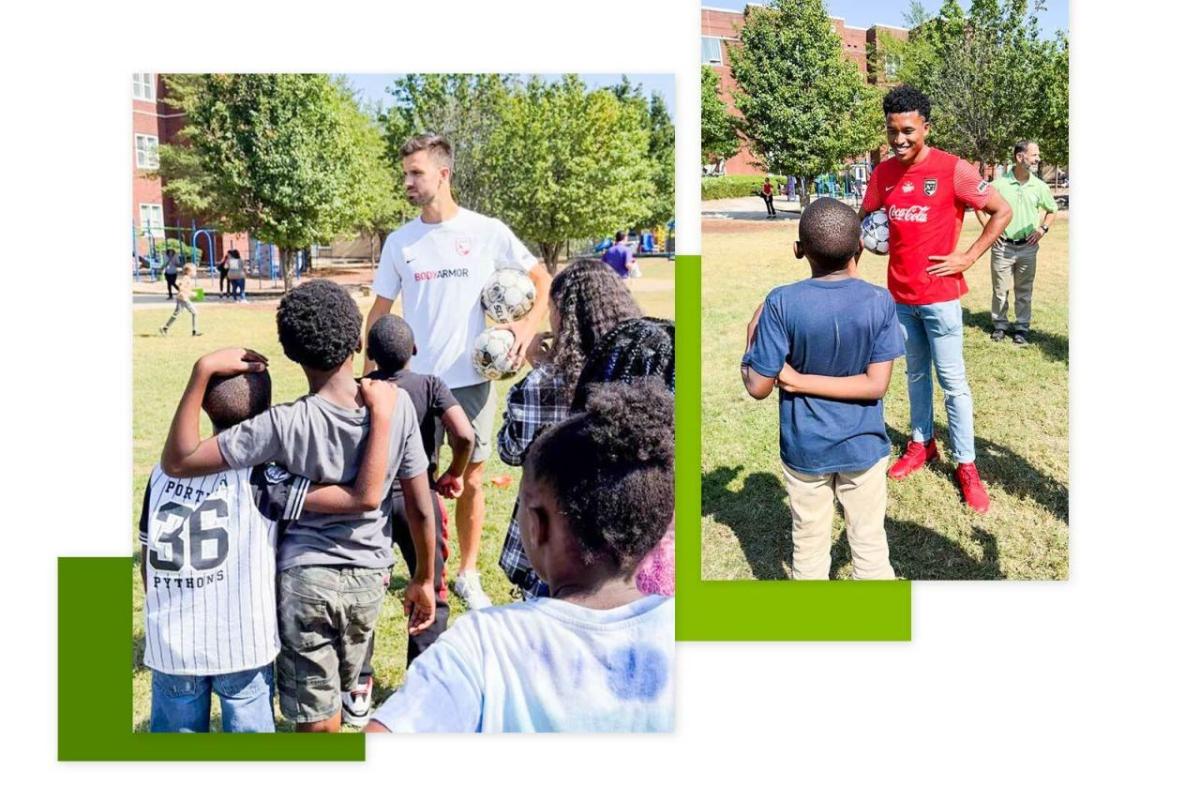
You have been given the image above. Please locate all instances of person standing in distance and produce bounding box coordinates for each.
[364,134,551,610]
[977,140,1057,346]
[860,86,1012,513]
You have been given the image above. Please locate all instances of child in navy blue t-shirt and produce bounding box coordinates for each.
[741,198,904,580]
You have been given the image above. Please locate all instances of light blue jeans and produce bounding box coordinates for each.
[150,664,275,733]
[896,300,975,464]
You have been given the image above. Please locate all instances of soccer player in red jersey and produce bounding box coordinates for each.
[860,86,1012,513]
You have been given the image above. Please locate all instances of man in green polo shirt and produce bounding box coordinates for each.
[977,140,1058,346]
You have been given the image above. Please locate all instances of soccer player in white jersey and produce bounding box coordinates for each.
[140,354,402,732]
[364,133,551,610]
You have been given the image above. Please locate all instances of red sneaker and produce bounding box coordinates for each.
[888,439,939,480]
[955,462,991,513]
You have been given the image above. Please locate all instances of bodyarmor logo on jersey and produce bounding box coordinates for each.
[264,464,290,484]
[889,205,930,223]
[977,179,989,194]
[924,178,938,196]
[902,181,914,193]
[455,237,472,256]
[414,267,471,282]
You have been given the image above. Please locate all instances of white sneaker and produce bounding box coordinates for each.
[341,675,373,727]
[452,571,493,610]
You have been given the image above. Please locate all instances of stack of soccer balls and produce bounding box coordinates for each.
[472,268,536,380]
[860,210,890,255]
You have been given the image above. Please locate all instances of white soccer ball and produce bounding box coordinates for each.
[471,327,520,380]
[480,268,536,323]
[860,209,890,255]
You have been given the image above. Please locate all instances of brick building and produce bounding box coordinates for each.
[131,73,248,269]
[701,5,908,176]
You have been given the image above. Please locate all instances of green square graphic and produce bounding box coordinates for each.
[57,557,364,761]
[673,255,911,641]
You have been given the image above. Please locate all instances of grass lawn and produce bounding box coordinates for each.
[701,213,1068,581]
[130,258,674,732]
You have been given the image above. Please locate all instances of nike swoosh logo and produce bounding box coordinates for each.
[885,185,895,192]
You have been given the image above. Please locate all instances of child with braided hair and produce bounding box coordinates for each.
[367,380,675,733]
[496,258,641,598]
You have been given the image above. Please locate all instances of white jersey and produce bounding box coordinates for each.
[138,463,309,676]
[373,207,539,389]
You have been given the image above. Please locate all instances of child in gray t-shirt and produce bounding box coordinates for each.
[161,280,437,732]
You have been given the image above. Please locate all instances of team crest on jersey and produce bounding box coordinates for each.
[902,181,914,193]
[264,464,290,484]
[455,238,472,257]
[923,178,938,196]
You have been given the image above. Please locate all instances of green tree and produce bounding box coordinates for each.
[729,0,882,203]
[701,66,740,167]
[879,0,1068,169]
[158,73,384,291]
[486,76,654,273]
[611,76,676,230]
[380,74,514,214]
[342,94,411,263]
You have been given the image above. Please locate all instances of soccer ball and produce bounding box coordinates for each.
[480,268,536,323]
[860,210,890,255]
[471,327,520,380]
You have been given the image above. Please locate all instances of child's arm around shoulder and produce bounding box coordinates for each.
[161,348,268,477]
[741,299,780,400]
[303,378,398,514]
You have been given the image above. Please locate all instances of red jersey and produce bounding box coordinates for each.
[862,147,996,306]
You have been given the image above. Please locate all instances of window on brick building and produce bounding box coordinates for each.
[135,134,159,169]
[139,204,165,241]
[885,54,901,79]
[133,73,156,101]
[702,37,723,65]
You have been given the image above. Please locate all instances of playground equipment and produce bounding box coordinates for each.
[132,219,305,294]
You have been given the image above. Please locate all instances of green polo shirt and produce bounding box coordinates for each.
[993,169,1057,240]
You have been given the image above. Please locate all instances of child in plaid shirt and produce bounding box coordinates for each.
[497,258,641,597]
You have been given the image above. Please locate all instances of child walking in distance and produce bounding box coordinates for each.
[497,258,642,599]
[366,381,675,733]
[140,356,399,732]
[160,279,437,733]
[741,198,905,580]
[344,314,476,726]
[160,263,201,336]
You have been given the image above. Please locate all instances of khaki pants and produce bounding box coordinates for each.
[782,456,894,580]
[990,240,1039,332]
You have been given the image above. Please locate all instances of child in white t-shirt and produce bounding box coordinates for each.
[367,380,675,733]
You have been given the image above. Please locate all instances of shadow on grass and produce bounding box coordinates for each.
[832,521,1005,580]
[702,466,791,580]
[885,424,1068,524]
[962,308,1068,365]
[705,465,1009,580]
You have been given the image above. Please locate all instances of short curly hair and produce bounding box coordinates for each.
[527,379,674,569]
[548,258,642,401]
[571,317,675,410]
[883,85,931,122]
[366,314,414,373]
[203,371,272,431]
[798,197,861,272]
[275,279,362,371]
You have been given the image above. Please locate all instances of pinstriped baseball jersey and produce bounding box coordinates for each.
[138,463,309,675]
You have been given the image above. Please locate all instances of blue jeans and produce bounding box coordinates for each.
[150,665,275,733]
[896,300,975,464]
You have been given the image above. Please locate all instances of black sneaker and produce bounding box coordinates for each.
[1013,331,1029,346]
[990,329,1006,342]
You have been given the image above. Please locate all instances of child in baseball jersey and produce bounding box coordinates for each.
[367,381,675,733]
[161,280,437,732]
[741,199,905,580]
[140,361,400,732]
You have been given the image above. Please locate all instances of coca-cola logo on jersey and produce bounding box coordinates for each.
[888,205,930,223]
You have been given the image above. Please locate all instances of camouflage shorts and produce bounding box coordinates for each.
[276,565,388,723]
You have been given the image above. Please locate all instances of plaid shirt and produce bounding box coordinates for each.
[497,364,571,596]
